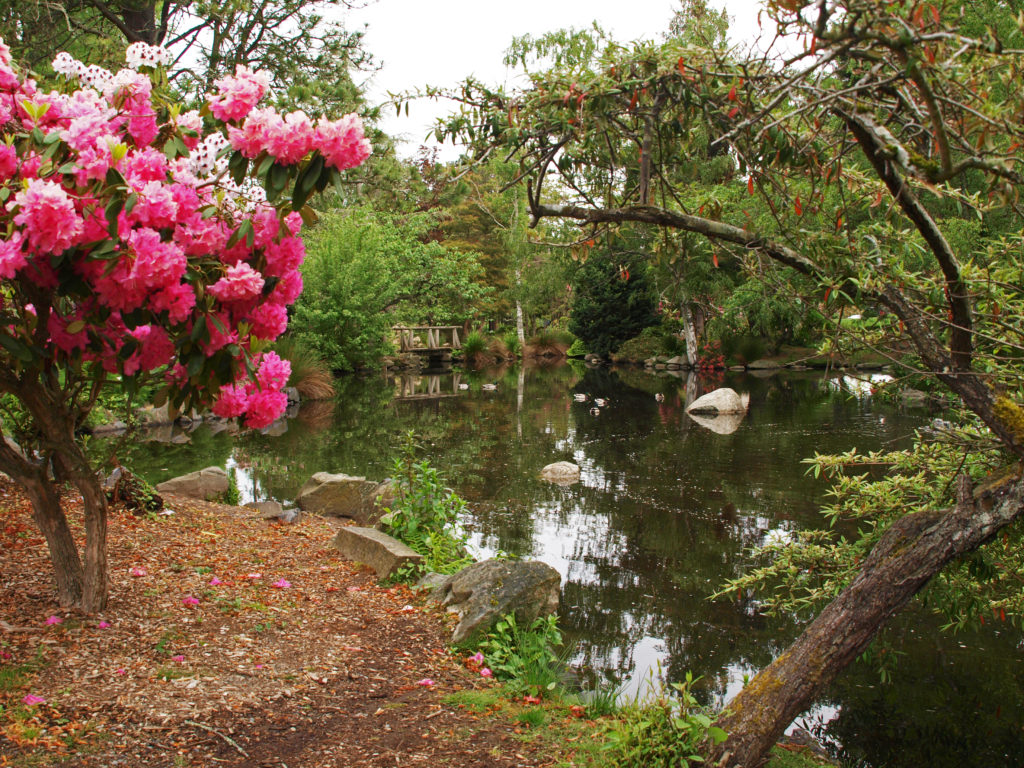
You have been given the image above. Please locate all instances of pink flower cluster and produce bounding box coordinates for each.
[208,65,272,122]
[210,351,291,429]
[0,40,370,430]
[228,108,371,169]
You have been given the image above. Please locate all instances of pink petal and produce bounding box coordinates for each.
[98,621,111,629]
[116,668,127,675]
[209,577,224,586]
[416,678,435,687]
[271,579,291,589]
[246,573,262,580]
[171,655,185,662]
[480,667,493,678]
[182,596,200,606]
[21,694,46,706]
[45,615,63,626]
[130,567,147,577]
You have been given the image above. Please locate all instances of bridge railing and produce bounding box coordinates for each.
[392,325,462,353]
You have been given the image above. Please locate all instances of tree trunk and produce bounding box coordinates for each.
[25,469,86,608]
[78,475,110,612]
[681,303,699,368]
[711,469,1024,768]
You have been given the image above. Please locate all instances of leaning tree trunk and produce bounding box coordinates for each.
[710,468,1024,768]
[0,440,86,608]
[5,377,112,612]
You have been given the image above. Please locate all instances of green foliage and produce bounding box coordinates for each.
[567,338,588,357]
[477,613,565,697]
[716,429,1024,628]
[292,206,488,372]
[713,278,819,352]
[570,255,658,357]
[381,433,472,577]
[603,673,727,768]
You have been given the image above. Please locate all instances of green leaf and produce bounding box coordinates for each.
[0,334,34,363]
[228,151,249,186]
[105,196,124,238]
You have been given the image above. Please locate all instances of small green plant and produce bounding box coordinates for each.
[155,667,190,682]
[153,630,181,656]
[503,331,523,357]
[603,672,727,768]
[381,432,473,578]
[477,613,566,697]
[516,707,547,727]
[223,469,241,505]
[0,662,34,692]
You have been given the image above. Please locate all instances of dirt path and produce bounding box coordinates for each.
[0,482,556,767]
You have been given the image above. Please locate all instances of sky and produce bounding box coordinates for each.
[345,0,767,157]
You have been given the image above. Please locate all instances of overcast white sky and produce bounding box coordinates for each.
[345,0,767,157]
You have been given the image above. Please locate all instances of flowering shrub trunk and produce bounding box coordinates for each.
[0,41,370,611]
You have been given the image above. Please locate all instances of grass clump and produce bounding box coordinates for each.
[273,335,335,400]
[525,329,571,358]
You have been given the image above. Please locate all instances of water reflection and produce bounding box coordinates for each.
[109,363,1024,768]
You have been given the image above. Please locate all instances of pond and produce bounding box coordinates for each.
[111,362,1024,768]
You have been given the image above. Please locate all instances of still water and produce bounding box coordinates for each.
[117,362,1024,767]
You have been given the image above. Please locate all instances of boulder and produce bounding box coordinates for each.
[434,559,561,644]
[296,472,391,525]
[747,359,781,370]
[155,466,228,501]
[284,386,301,406]
[331,526,422,578]
[685,387,750,415]
[540,461,580,486]
[246,500,300,523]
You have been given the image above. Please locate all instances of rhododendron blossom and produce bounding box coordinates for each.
[208,65,272,122]
[13,179,83,254]
[0,40,371,617]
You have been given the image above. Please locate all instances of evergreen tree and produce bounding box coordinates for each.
[569,252,657,357]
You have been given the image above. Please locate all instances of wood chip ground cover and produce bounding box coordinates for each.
[0,480,581,767]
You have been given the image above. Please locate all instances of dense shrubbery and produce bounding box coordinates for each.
[614,325,686,361]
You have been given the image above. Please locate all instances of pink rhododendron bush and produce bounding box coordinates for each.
[0,40,370,612]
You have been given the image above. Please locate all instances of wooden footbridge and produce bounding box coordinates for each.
[392,325,462,354]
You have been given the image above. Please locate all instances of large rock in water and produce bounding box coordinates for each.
[431,559,561,644]
[296,472,392,524]
[540,461,580,485]
[685,387,750,415]
[155,466,228,501]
